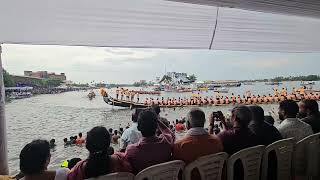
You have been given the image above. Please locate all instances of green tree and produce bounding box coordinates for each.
[271,75,320,82]
[3,69,15,87]
[44,79,63,87]
[160,75,172,84]
[187,74,197,82]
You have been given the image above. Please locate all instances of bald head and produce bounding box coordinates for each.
[188,108,206,128]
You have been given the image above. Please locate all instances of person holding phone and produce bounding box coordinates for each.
[214,106,259,155]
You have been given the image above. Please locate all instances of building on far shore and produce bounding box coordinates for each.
[166,72,191,84]
[24,71,66,81]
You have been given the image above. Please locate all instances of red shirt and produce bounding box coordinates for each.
[123,121,175,174]
[175,123,185,131]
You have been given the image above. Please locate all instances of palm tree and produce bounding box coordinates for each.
[160,75,172,84]
[188,74,197,82]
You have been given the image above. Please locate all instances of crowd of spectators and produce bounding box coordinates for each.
[14,99,320,180]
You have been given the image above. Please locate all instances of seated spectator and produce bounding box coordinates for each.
[19,140,69,180]
[277,100,313,141]
[217,105,259,155]
[248,105,282,145]
[76,133,85,145]
[49,139,56,149]
[173,108,223,164]
[152,104,170,127]
[122,109,175,174]
[249,106,282,180]
[299,99,320,133]
[112,130,121,144]
[264,115,275,125]
[120,109,143,151]
[68,126,131,180]
[217,106,259,180]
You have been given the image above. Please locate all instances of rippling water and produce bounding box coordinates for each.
[5,81,319,175]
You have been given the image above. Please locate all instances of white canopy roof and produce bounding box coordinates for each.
[168,0,320,19]
[1,0,320,52]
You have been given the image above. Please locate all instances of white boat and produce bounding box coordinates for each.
[9,92,32,99]
[243,82,254,85]
[213,88,229,93]
[300,81,315,86]
[265,82,282,85]
[5,87,33,100]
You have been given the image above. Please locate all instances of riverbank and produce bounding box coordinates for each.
[5,86,92,102]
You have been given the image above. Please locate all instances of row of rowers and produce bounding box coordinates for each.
[273,86,309,96]
[143,92,320,106]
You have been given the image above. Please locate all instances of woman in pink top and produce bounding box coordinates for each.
[68,127,131,180]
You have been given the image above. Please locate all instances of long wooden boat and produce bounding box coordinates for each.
[103,95,304,109]
[132,90,161,95]
[103,96,196,108]
[103,96,150,108]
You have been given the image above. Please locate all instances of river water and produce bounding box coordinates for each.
[5,81,320,175]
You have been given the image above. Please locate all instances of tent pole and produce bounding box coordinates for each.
[0,44,9,175]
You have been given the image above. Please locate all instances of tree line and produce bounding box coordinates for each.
[2,69,63,88]
[271,75,320,82]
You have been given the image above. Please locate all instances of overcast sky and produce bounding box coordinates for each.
[2,44,320,84]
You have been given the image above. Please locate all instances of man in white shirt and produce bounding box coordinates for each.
[277,100,313,141]
[120,108,142,151]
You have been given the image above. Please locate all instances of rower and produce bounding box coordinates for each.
[280,88,287,96]
[130,91,135,102]
[126,89,130,101]
[273,88,279,96]
[116,87,120,99]
[245,90,252,98]
[136,92,140,102]
[120,88,124,100]
[231,93,236,103]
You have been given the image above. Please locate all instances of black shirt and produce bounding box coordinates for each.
[301,113,320,133]
[249,121,282,146]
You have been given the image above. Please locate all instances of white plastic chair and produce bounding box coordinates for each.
[183,152,228,180]
[294,132,320,179]
[227,145,265,180]
[85,172,135,180]
[261,138,295,180]
[135,160,185,180]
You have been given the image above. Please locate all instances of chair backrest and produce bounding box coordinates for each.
[183,152,229,180]
[85,172,135,180]
[294,132,320,177]
[135,160,185,180]
[261,138,295,180]
[227,145,265,180]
